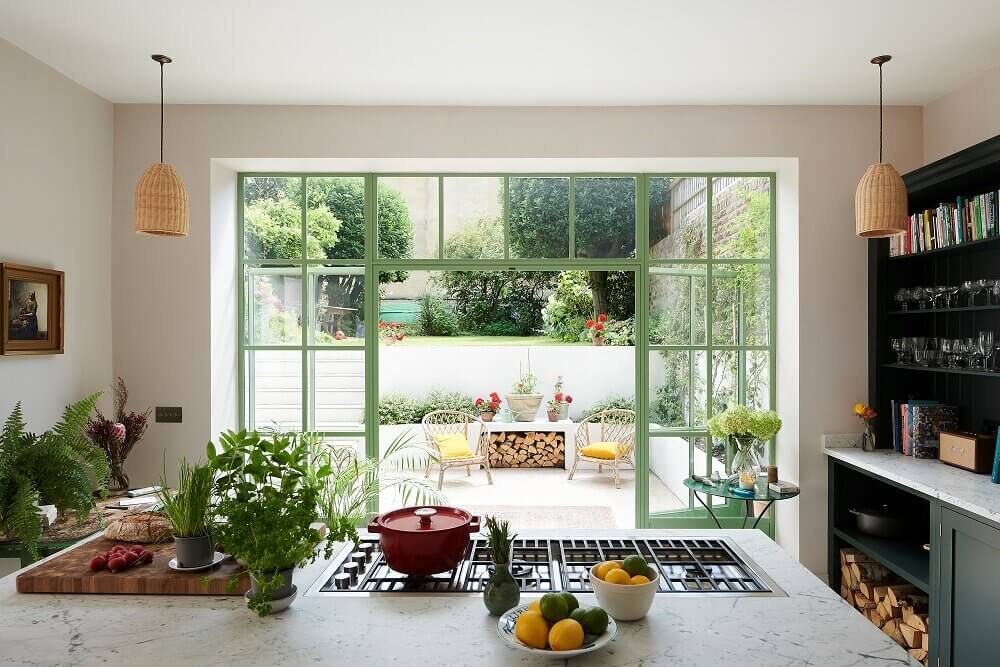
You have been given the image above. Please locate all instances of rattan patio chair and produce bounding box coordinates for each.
[567,409,636,489]
[421,410,494,490]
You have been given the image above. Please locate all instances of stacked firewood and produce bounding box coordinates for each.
[839,548,929,665]
[488,431,565,468]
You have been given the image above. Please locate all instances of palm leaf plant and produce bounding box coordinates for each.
[0,394,109,559]
[309,429,446,547]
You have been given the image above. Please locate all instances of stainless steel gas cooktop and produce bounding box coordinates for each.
[311,535,784,597]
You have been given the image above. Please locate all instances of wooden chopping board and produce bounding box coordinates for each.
[16,537,250,595]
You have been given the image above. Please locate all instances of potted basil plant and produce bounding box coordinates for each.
[158,457,214,568]
[208,430,332,616]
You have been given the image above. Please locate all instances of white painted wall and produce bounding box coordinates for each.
[110,103,925,577]
[0,37,113,576]
[924,63,1000,163]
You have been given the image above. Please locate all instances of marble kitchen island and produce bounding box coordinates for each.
[0,529,915,666]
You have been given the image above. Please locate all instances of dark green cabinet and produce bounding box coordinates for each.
[937,508,1000,667]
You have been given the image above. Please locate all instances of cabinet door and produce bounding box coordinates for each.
[939,507,1000,667]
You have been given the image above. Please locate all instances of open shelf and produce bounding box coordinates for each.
[882,363,1000,377]
[887,235,1000,261]
[832,526,930,592]
[889,304,1000,315]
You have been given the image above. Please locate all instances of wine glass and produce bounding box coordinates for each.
[992,282,1000,306]
[980,331,995,370]
[941,338,955,368]
[947,285,962,308]
[901,337,915,364]
[963,337,977,367]
[931,286,949,309]
[914,350,931,367]
[895,288,911,311]
[891,338,904,363]
[961,280,976,307]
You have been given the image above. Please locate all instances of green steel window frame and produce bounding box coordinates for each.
[236,172,776,533]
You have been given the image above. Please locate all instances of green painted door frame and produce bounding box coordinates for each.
[237,172,777,533]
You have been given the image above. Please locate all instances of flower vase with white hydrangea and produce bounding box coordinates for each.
[707,406,782,490]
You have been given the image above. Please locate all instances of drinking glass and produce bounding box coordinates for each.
[901,337,914,364]
[963,338,976,367]
[911,337,928,353]
[961,280,976,307]
[980,331,995,370]
[929,350,944,367]
[930,286,948,309]
[895,288,911,311]
[947,285,962,308]
[992,283,1000,306]
[914,350,931,367]
[968,339,984,369]
[941,338,955,368]
[891,338,904,363]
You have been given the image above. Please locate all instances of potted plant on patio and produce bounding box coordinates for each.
[586,313,609,346]
[378,320,406,345]
[474,392,502,422]
[546,388,573,422]
[506,363,543,422]
[208,430,331,616]
[157,457,214,569]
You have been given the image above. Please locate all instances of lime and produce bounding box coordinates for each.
[581,607,609,635]
[539,592,570,623]
[558,591,580,613]
[622,554,649,577]
[569,606,589,625]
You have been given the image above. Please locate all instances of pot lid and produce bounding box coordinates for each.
[376,506,471,532]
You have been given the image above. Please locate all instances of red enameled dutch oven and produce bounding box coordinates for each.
[367,506,480,576]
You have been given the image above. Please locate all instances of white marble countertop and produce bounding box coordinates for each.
[824,447,1000,525]
[0,529,915,666]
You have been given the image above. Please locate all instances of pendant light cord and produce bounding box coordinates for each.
[159,60,164,163]
[878,61,884,163]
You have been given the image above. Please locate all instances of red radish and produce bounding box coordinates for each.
[140,550,154,564]
[123,551,138,565]
[108,556,127,572]
[88,555,107,572]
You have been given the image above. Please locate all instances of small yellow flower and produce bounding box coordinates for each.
[853,403,866,417]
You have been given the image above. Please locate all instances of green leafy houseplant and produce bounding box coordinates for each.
[207,430,331,616]
[311,430,444,547]
[0,394,109,559]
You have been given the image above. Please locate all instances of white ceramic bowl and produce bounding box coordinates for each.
[497,604,618,657]
[589,564,659,621]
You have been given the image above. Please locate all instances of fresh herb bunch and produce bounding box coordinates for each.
[207,430,331,616]
[708,406,782,441]
[310,430,444,547]
[0,394,109,558]
[157,457,213,538]
[484,516,517,565]
[512,372,538,394]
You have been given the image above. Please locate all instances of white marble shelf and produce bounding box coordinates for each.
[824,447,1000,525]
[0,529,915,666]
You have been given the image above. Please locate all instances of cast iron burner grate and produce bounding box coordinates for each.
[317,536,774,594]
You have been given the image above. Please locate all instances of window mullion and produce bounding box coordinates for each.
[568,176,576,258]
[300,176,309,431]
[502,176,510,260]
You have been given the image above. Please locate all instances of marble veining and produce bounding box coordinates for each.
[0,529,915,666]
[825,447,1000,525]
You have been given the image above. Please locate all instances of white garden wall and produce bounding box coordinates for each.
[378,344,635,418]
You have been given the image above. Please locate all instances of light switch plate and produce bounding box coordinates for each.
[155,406,182,423]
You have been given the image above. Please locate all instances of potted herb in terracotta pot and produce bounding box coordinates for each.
[506,368,543,422]
[546,392,572,422]
[208,430,331,616]
[586,313,609,346]
[157,458,214,569]
[474,392,502,422]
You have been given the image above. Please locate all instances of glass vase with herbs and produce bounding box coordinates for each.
[482,516,520,616]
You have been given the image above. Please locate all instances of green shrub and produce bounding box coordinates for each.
[602,317,635,346]
[542,271,592,342]
[378,393,422,425]
[579,395,635,421]
[418,390,477,418]
[417,293,459,337]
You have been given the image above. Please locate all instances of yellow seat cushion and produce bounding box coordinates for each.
[580,441,622,460]
[434,433,475,460]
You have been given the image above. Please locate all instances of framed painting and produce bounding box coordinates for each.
[1,263,64,355]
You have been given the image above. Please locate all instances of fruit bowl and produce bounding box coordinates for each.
[589,563,659,621]
[497,603,618,657]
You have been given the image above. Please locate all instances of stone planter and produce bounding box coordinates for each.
[592,335,605,347]
[505,394,543,422]
[174,534,214,569]
[547,409,559,422]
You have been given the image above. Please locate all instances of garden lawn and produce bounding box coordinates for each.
[396,335,591,347]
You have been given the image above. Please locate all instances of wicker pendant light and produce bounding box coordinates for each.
[855,55,907,238]
[134,55,189,237]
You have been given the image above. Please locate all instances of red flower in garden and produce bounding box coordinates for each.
[597,313,607,323]
[586,319,595,329]
[594,322,604,332]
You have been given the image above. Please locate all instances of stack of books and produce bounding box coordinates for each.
[889,191,999,256]
[890,400,959,459]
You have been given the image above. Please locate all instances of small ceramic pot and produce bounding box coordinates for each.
[593,336,605,347]
[249,567,295,602]
[547,410,559,422]
[174,534,214,568]
[481,412,495,422]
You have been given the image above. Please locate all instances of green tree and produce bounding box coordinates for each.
[244,196,340,260]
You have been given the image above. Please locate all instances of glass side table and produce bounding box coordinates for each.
[683,477,800,530]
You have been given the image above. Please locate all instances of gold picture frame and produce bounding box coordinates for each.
[1,263,64,355]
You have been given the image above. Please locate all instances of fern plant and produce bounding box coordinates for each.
[0,394,109,558]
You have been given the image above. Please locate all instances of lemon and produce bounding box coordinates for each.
[527,599,542,614]
[548,618,585,651]
[539,592,569,622]
[515,610,549,649]
[629,574,651,585]
[604,568,631,585]
[622,554,649,577]
[594,560,621,580]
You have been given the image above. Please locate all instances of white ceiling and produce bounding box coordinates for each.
[2,1,1000,106]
